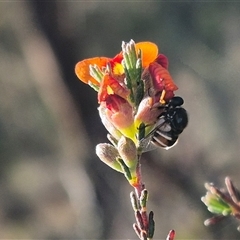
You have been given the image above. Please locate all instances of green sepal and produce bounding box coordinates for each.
[202,193,232,215]
[88,82,99,91]
[136,51,142,85]
[129,40,138,68]
[135,80,144,107]
[117,158,132,181]
[137,122,146,141]
[123,60,135,104]
[89,64,104,82]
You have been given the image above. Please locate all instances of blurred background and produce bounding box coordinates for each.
[1,1,240,239]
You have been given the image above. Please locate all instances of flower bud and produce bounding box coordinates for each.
[103,95,136,140]
[201,183,233,216]
[135,96,164,126]
[98,105,122,140]
[166,230,175,240]
[117,136,137,168]
[96,143,123,173]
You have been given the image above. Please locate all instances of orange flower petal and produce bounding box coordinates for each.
[75,57,110,85]
[75,42,158,86]
[113,42,158,68]
[98,75,129,103]
[135,42,158,68]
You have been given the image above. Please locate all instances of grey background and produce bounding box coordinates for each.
[1,1,240,239]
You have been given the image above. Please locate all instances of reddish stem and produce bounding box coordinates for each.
[134,160,144,198]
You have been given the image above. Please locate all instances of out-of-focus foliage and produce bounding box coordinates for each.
[1,1,240,239]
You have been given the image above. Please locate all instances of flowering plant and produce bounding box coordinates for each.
[202,177,240,230]
[75,40,186,240]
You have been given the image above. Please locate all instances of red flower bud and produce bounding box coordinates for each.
[103,94,134,130]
